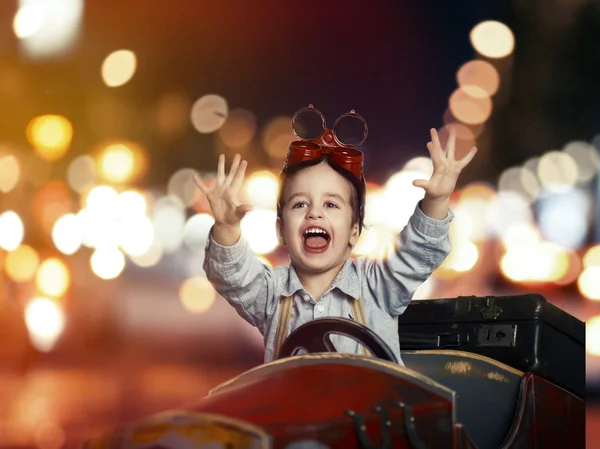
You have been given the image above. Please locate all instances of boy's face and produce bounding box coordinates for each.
[277,161,360,276]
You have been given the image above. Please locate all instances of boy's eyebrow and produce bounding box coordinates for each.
[287,192,347,204]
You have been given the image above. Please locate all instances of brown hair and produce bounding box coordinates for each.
[276,156,366,234]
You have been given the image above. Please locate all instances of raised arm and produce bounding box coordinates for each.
[364,129,477,316]
[196,154,273,331]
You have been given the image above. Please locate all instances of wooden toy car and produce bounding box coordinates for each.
[83,295,585,449]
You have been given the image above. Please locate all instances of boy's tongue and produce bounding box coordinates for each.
[304,235,328,249]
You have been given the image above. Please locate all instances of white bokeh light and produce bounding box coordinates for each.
[52,213,83,255]
[240,209,279,254]
[152,196,186,253]
[0,211,25,251]
[24,297,65,352]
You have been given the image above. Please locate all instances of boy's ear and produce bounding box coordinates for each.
[276,217,286,246]
[349,222,360,248]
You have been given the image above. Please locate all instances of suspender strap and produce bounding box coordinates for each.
[273,295,294,359]
[273,294,370,359]
[350,297,371,357]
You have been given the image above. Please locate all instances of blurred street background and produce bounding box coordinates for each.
[0,0,599,447]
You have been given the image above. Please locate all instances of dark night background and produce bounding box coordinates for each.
[0,0,599,447]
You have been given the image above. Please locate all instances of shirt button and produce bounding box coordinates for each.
[303,294,310,301]
[317,305,324,312]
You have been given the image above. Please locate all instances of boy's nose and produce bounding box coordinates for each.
[307,206,323,219]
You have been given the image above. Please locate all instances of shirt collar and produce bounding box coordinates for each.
[281,258,361,301]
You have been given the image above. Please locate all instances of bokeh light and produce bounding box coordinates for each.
[36,258,70,298]
[191,94,228,133]
[578,266,600,301]
[537,151,579,192]
[129,241,163,268]
[96,141,147,184]
[449,87,493,125]
[13,3,44,38]
[0,155,21,193]
[90,248,126,280]
[101,50,137,87]
[498,166,541,203]
[5,244,39,282]
[67,155,97,193]
[152,196,186,253]
[24,297,66,352]
[218,108,257,148]
[0,211,24,251]
[26,114,73,162]
[183,213,215,249]
[167,168,200,208]
[586,315,600,356]
[457,60,500,96]
[470,21,515,58]
[262,116,294,166]
[563,140,600,183]
[179,276,216,314]
[240,209,279,254]
[153,92,191,140]
[52,213,83,255]
[242,170,279,210]
[583,245,600,268]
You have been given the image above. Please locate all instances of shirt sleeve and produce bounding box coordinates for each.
[362,201,453,316]
[202,227,274,333]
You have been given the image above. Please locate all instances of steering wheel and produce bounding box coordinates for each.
[275,316,399,363]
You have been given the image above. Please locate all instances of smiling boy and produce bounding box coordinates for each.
[197,123,475,365]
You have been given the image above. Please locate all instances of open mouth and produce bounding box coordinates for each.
[303,227,331,253]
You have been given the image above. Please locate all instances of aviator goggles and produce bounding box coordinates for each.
[282,104,368,180]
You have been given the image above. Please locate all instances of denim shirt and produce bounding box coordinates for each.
[203,202,453,365]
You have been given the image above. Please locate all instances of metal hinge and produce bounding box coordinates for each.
[345,403,429,449]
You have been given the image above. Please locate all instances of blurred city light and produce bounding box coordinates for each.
[586,315,600,356]
[190,94,228,133]
[262,116,294,166]
[470,21,515,58]
[537,151,579,193]
[52,213,83,255]
[0,155,21,193]
[218,108,257,148]
[240,209,279,254]
[5,244,39,282]
[456,59,500,96]
[26,114,73,161]
[0,211,24,251]
[90,247,126,280]
[179,276,216,314]
[101,50,137,87]
[183,213,215,249]
[97,143,136,183]
[242,170,279,210]
[15,0,84,60]
[583,245,600,268]
[24,297,66,352]
[67,155,97,193]
[449,87,492,125]
[537,189,590,250]
[36,258,70,298]
[167,168,200,208]
[578,266,600,300]
[152,196,186,253]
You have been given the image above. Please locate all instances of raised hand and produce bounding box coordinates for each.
[193,154,252,229]
[413,128,477,200]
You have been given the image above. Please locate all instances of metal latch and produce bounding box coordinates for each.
[480,296,502,319]
[476,324,517,347]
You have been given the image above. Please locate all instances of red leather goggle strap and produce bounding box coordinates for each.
[284,140,364,180]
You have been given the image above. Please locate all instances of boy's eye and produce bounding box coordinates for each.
[292,202,308,209]
[325,202,339,208]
